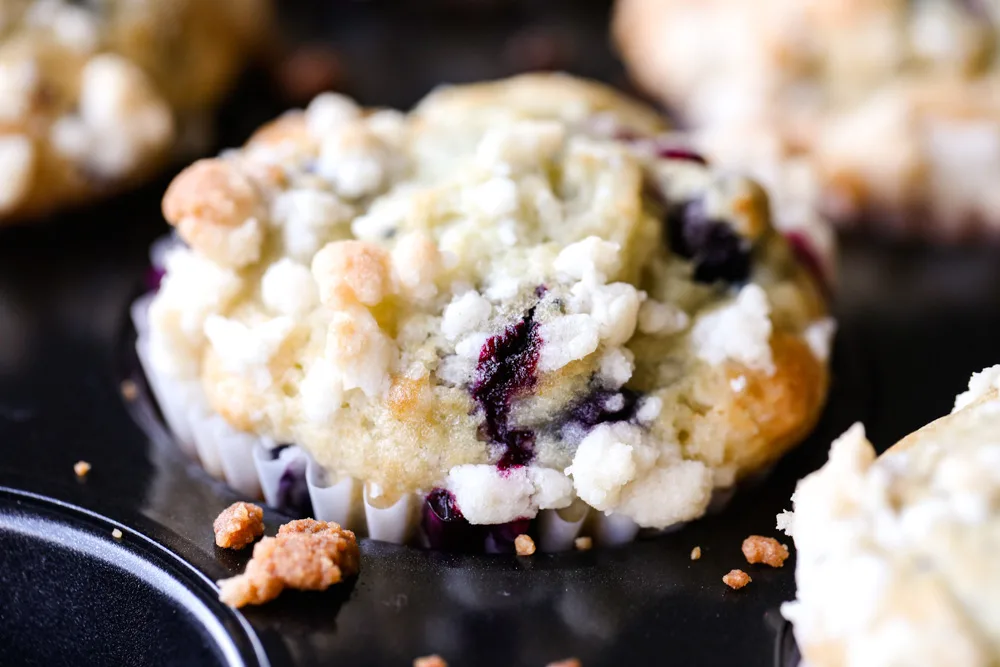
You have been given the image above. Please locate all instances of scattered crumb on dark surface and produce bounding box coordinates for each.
[213,501,265,549]
[515,534,536,556]
[218,519,359,608]
[120,379,138,401]
[111,528,123,540]
[546,659,582,667]
[723,569,751,590]
[574,536,592,551]
[413,655,448,667]
[73,460,91,478]
[742,535,790,568]
[690,546,701,560]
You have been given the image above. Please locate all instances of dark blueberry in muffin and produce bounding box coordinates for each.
[667,199,751,284]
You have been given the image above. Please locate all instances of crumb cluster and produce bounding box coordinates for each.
[74,461,91,478]
[573,537,592,551]
[722,569,751,590]
[218,519,360,608]
[213,501,265,549]
[690,546,701,560]
[413,656,448,667]
[515,534,537,556]
[741,535,789,568]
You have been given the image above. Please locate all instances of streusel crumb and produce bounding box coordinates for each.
[112,528,123,540]
[723,569,751,590]
[213,501,265,549]
[574,537,593,551]
[413,655,448,667]
[120,380,139,401]
[515,534,536,556]
[742,535,790,568]
[218,519,359,608]
[547,659,582,667]
[690,546,702,560]
[74,461,91,478]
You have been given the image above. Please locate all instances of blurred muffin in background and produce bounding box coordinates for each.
[614,0,1000,239]
[0,0,270,223]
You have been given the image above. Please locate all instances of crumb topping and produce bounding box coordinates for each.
[111,528,123,540]
[690,546,701,560]
[218,519,359,607]
[722,569,751,590]
[413,656,448,667]
[574,536,593,551]
[73,460,91,478]
[741,535,789,568]
[149,73,829,530]
[213,501,265,550]
[514,534,536,556]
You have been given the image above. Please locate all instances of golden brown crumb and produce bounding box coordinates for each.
[690,546,702,560]
[73,461,91,478]
[111,528,123,540]
[742,535,790,568]
[515,534,536,556]
[574,536,592,551]
[218,519,360,608]
[120,379,138,401]
[213,502,265,549]
[413,655,448,667]
[723,569,751,590]
[546,659,582,667]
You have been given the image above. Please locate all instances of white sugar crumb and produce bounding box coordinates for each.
[616,459,714,527]
[454,332,491,359]
[537,314,600,372]
[597,347,635,388]
[204,316,295,387]
[953,365,1000,413]
[111,528,123,539]
[0,134,34,212]
[635,396,663,424]
[271,189,353,261]
[692,284,774,374]
[465,177,520,219]
[441,291,492,341]
[776,510,795,536]
[804,317,837,362]
[475,120,565,174]
[730,375,747,392]
[261,259,319,317]
[526,467,575,510]
[447,464,536,524]
[638,299,689,336]
[305,92,361,139]
[300,359,344,424]
[586,283,641,346]
[553,236,622,282]
[565,423,642,510]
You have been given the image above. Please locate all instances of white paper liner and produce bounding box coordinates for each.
[537,500,590,552]
[133,291,759,551]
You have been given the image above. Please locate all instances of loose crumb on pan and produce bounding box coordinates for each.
[74,461,91,478]
[120,379,139,401]
[690,546,702,560]
[547,659,582,667]
[218,518,360,608]
[741,535,790,568]
[111,528,123,539]
[515,534,536,556]
[574,536,593,551]
[723,569,751,590]
[213,501,265,549]
[413,655,448,667]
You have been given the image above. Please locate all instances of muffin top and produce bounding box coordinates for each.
[0,0,268,220]
[781,366,1000,667]
[149,73,831,528]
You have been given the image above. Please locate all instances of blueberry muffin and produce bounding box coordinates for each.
[780,366,1000,666]
[138,73,833,550]
[614,0,1000,238]
[0,0,269,222]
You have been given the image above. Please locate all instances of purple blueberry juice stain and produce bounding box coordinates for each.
[556,386,643,444]
[666,199,751,284]
[784,231,830,298]
[144,266,166,292]
[421,488,534,553]
[471,308,542,471]
[276,457,313,518]
[655,146,708,166]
